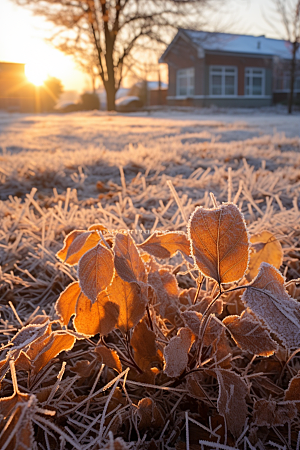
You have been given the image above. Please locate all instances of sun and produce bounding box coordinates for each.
[25,62,48,86]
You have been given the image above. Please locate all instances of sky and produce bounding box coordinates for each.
[0,0,288,93]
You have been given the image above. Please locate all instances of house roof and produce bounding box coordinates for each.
[160,29,300,62]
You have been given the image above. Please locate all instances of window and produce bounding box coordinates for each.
[176,68,195,97]
[210,66,237,96]
[245,68,265,96]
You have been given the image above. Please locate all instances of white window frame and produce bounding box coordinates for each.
[245,68,265,97]
[209,66,238,97]
[176,67,195,97]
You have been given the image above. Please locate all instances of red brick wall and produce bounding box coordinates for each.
[163,36,204,96]
[149,89,168,106]
[205,53,273,95]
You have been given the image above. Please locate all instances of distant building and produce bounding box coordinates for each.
[0,62,35,112]
[159,29,300,107]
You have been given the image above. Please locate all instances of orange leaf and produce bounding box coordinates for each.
[148,268,179,324]
[131,320,163,372]
[285,371,300,411]
[223,310,278,356]
[114,233,147,283]
[242,262,300,348]
[95,345,122,373]
[215,369,248,439]
[74,290,119,336]
[107,275,148,334]
[78,243,114,303]
[188,202,250,284]
[88,223,108,232]
[55,281,81,326]
[138,231,192,262]
[163,327,194,377]
[57,229,101,265]
[32,332,76,374]
[247,230,283,281]
[137,397,165,430]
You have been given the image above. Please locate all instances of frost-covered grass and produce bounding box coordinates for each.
[1,110,300,449]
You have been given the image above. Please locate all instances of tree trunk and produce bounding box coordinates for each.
[105,81,116,111]
[288,41,298,114]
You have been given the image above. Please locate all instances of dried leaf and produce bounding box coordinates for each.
[32,332,76,374]
[164,327,194,377]
[247,230,283,281]
[0,394,36,450]
[223,310,278,356]
[74,290,119,336]
[192,295,223,316]
[188,203,250,284]
[216,369,248,439]
[186,372,207,400]
[137,397,165,430]
[285,371,300,411]
[253,399,297,427]
[107,275,148,333]
[114,233,147,283]
[212,328,232,369]
[88,223,108,232]
[181,310,202,336]
[70,360,96,378]
[55,281,81,326]
[242,262,300,348]
[94,345,122,373]
[57,229,100,265]
[78,243,114,303]
[148,268,179,324]
[138,231,192,262]
[10,321,50,350]
[131,320,163,372]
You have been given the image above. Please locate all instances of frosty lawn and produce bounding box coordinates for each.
[1,110,300,449]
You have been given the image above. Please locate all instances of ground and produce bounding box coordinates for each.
[1,109,300,449]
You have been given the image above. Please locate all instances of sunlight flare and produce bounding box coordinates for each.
[25,62,48,86]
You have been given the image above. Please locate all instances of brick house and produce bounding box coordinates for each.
[160,29,300,107]
[0,62,35,112]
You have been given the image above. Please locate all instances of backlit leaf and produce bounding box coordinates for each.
[95,345,122,373]
[188,202,250,284]
[163,327,194,377]
[114,233,147,283]
[247,230,283,281]
[148,268,179,324]
[242,262,300,348]
[55,281,81,326]
[74,290,119,336]
[88,223,108,232]
[31,332,76,374]
[285,371,300,411]
[131,319,163,372]
[57,229,101,265]
[223,310,278,356]
[138,231,192,263]
[78,243,114,303]
[107,275,148,333]
[216,369,248,439]
[137,397,165,430]
[253,399,297,427]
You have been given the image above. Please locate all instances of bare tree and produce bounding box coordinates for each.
[11,0,221,110]
[268,0,300,113]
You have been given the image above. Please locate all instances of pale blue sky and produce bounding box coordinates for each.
[0,0,287,91]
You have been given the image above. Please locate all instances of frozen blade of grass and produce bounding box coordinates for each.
[185,412,190,450]
[97,367,130,447]
[34,416,82,450]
